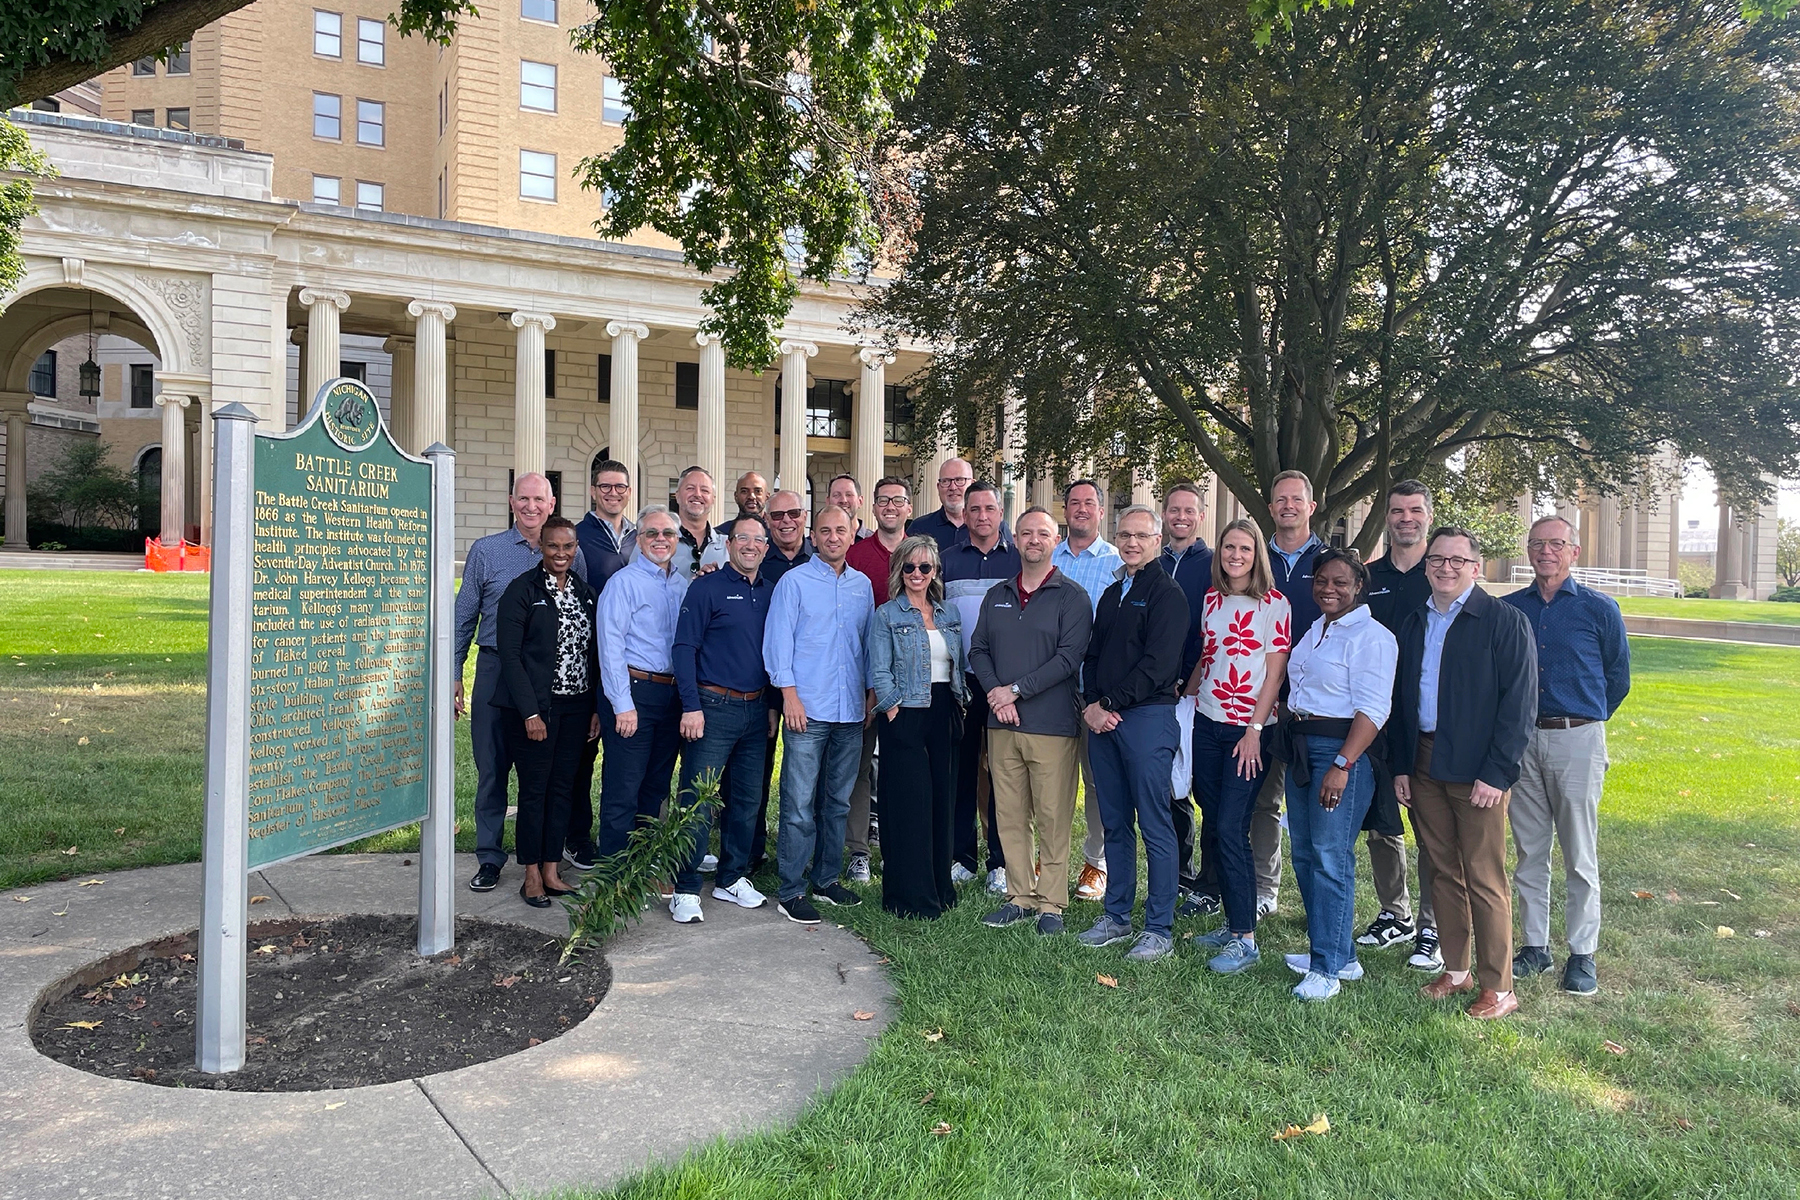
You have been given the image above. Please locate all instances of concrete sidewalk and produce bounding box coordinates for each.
[0,854,892,1200]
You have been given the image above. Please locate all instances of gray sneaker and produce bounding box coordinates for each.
[1036,912,1064,936]
[1076,915,1135,948]
[1124,931,1174,962]
[1194,925,1234,949]
[1208,936,1261,974]
[847,852,872,883]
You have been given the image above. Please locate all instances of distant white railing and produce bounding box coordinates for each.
[1510,565,1683,598]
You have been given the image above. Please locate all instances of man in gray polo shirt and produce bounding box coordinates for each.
[453,472,586,893]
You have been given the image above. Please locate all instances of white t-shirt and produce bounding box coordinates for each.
[1195,587,1293,726]
[927,627,952,684]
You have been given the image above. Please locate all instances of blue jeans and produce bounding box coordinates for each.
[471,649,515,868]
[1285,736,1375,976]
[777,719,863,902]
[1089,704,1180,937]
[674,691,768,893]
[597,679,682,860]
[1191,714,1269,935]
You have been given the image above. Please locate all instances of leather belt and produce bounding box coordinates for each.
[1537,716,1597,730]
[628,668,675,685]
[701,682,763,701]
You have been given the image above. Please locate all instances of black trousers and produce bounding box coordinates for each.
[505,693,595,867]
[954,674,1004,874]
[879,684,961,918]
[564,691,605,856]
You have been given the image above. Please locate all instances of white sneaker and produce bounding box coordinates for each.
[711,877,767,909]
[1284,952,1364,981]
[847,851,872,883]
[986,867,1007,895]
[1292,970,1341,1002]
[669,893,704,923]
[1256,894,1278,918]
[950,863,977,885]
[700,854,719,874]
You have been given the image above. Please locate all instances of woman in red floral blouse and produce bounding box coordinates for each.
[1184,517,1291,974]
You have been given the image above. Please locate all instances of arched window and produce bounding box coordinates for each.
[135,447,162,533]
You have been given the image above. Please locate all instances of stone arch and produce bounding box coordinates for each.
[2,311,163,394]
[2,259,204,385]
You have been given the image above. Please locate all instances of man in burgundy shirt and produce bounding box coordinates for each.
[842,476,914,879]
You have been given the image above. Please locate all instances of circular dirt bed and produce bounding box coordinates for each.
[31,914,611,1091]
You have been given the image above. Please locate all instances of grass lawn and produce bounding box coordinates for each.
[4,570,1799,1197]
[1617,596,1800,626]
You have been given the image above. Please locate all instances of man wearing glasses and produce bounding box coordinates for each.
[669,516,777,922]
[911,458,976,549]
[1502,516,1630,996]
[1391,527,1536,1019]
[566,460,634,869]
[747,489,812,874]
[596,506,690,864]
[843,477,916,881]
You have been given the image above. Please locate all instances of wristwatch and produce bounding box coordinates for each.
[1333,753,1353,770]
[1009,683,1021,698]
[1249,721,1265,733]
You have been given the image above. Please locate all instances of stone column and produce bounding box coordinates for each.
[918,420,955,514]
[408,301,456,451]
[0,393,30,552]
[777,339,817,497]
[188,406,203,544]
[1618,493,1639,571]
[1131,470,1155,508]
[509,311,556,478]
[155,392,192,546]
[384,335,416,453]
[855,347,892,500]
[298,288,350,410]
[695,332,727,523]
[607,321,650,493]
[1596,493,1621,569]
[1711,494,1745,599]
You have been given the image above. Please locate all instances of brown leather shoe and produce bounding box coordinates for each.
[1075,864,1106,901]
[1419,972,1478,1001]
[1466,989,1519,1020]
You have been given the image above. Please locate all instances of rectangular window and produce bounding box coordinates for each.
[314,11,342,57]
[675,361,699,410]
[883,384,913,444]
[356,18,385,65]
[131,109,155,126]
[166,108,190,131]
[133,56,156,76]
[806,378,851,439]
[437,84,446,137]
[356,180,384,210]
[602,76,630,124]
[167,42,191,74]
[312,174,341,204]
[356,99,384,146]
[520,149,557,200]
[597,353,612,401]
[521,0,557,21]
[130,365,156,408]
[544,349,557,398]
[313,92,342,140]
[436,170,446,218]
[339,360,367,382]
[29,352,56,398]
[31,99,60,113]
[520,60,557,112]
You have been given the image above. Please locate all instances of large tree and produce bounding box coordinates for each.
[872,0,1800,542]
[1,0,946,365]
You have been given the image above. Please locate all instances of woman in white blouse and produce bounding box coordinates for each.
[1184,518,1290,975]
[1280,548,1399,1001]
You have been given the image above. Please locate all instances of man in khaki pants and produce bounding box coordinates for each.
[968,508,1094,936]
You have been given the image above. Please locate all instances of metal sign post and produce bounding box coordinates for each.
[418,441,456,956]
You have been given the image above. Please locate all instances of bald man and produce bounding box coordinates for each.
[718,471,770,541]
[454,473,588,892]
[910,458,976,549]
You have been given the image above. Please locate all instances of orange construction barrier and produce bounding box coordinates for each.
[144,538,212,572]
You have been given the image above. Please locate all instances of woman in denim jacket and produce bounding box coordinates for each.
[866,535,968,918]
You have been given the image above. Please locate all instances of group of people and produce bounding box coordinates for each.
[452,455,1629,1018]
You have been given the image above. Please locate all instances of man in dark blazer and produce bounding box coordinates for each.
[1390,526,1537,1020]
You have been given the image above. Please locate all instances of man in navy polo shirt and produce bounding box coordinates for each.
[670,517,776,923]
[1157,480,1215,915]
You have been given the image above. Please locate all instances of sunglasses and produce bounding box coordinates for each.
[639,528,679,541]
[767,507,805,521]
[901,562,936,575]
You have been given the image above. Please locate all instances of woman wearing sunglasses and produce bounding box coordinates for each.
[865,535,967,917]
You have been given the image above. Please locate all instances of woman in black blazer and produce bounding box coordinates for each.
[495,515,600,907]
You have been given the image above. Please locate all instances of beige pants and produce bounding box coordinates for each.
[1511,723,1608,955]
[1250,763,1287,901]
[989,729,1081,914]
[844,720,879,856]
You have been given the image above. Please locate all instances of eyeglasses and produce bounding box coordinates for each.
[766,507,805,521]
[874,495,910,508]
[729,532,769,545]
[1526,539,1572,552]
[591,483,630,494]
[901,562,936,575]
[1424,554,1478,570]
[639,528,679,541]
[1115,531,1157,542]
[937,476,972,487]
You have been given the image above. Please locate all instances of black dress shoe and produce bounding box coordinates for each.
[469,863,501,892]
[542,881,578,897]
[519,884,553,909]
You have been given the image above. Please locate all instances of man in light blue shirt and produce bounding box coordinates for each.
[1051,478,1122,898]
[763,504,875,924]
[1418,580,1475,733]
[596,505,689,862]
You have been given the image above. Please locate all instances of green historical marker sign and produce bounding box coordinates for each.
[246,379,433,868]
